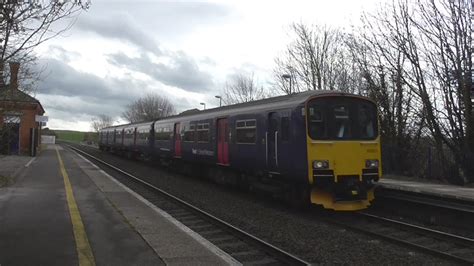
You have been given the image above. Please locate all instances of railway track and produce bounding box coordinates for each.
[326,211,474,265]
[67,145,309,266]
[69,143,474,265]
[375,188,474,214]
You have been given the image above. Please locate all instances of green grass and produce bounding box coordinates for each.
[0,175,9,187]
[54,130,97,143]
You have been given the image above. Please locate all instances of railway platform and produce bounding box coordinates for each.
[378,177,474,203]
[0,144,234,266]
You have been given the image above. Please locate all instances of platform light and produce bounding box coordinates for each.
[281,74,293,94]
[215,95,222,107]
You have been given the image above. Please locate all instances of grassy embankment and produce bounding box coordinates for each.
[54,130,98,143]
[0,175,8,187]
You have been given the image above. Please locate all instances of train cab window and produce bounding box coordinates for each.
[359,104,375,138]
[197,123,210,142]
[334,105,351,139]
[308,106,327,139]
[236,119,257,144]
[307,97,378,140]
[183,124,196,142]
[281,117,290,141]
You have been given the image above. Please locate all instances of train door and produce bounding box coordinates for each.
[133,127,137,147]
[267,112,280,172]
[217,118,229,165]
[174,123,182,157]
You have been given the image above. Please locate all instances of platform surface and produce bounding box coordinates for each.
[379,177,474,202]
[0,144,235,266]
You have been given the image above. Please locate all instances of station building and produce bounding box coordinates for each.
[0,62,45,155]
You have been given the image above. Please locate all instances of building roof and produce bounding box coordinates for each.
[0,87,45,114]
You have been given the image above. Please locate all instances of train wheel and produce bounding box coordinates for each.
[237,174,251,191]
[288,185,310,210]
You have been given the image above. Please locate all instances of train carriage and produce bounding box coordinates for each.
[153,121,174,159]
[134,122,154,158]
[98,126,117,151]
[99,90,381,211]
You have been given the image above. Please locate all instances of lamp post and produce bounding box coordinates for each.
[282,74,292,94]
[200,102,206,110]
[215,95,222,107]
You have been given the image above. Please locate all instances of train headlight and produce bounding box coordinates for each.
[365,159,379,169]
[313,160,329,169]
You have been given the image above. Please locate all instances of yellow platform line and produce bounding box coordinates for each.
[56,147,96,266]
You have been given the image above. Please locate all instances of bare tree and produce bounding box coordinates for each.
[347,29,423,176]
[122,94,175,123]
[0,1,89,63]
[273,23,362,94]
[0,1,89,95]
[222,73,266,105]
[91,114,113,132]
[361,0,473,184]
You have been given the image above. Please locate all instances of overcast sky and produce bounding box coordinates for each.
[34,0,380,131]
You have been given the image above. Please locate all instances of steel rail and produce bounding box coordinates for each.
[345,212,474,265]
[376,188,474,214]
[359,212,474,245]
[68,144,310,266]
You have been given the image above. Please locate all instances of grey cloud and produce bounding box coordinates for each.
[76,14,161,55]
[37,58,146,116]
[45,46,81,63]
[107,52,214,93]
[79,2,234,43]
[200,56,217,66]
[36,57,198,119]
[72,2,235,57]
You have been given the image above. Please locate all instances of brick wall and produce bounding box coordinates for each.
[1,102,43,155]
[19,107,39,154]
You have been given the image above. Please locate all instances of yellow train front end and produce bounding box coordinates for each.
[305,94,381,211]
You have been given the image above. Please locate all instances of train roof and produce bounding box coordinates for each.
[101,90,359,130]
[102,121,153,131]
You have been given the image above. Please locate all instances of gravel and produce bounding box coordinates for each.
[75,145,454,265]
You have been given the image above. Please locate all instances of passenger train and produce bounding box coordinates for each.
[99,90,381,211]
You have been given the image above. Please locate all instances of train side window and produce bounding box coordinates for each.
[281,117,290,141]
[236,119,257,144]
[197,123,210,142]
[156,126,171,141]
[183,124,196,142]
[136,128,149,141]
[125,128,134,140]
